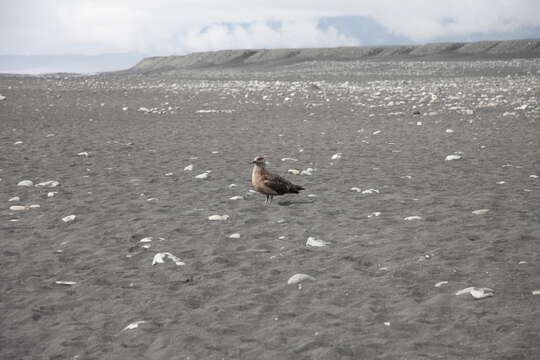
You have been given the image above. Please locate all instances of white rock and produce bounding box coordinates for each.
[331,153,342,160]
[195,172,209,179]
[532,290,540,296]
[228,184,237,188]
[404,216,422,221]
[445,154,462,161]
[208,214,229,221]
[350,187,361,192]
[362,188,379,194]
[14,141,23,145]
[9,205,27,211]
[472,209,489,215]
[165,172,173,176]
[281,158,298,162]
[445,129,454,133]
[122,106,129,111]
[456,287,494,299]
[55,281,77,286]
[17,180,34,187]
[8,196,20,202]
[152,252,185,266]
[62,215,76,223]
[47,191,57,198]
[229,233,241,239]
[287,273,316,285]
[140,237,153,243]
[435,281,448,288]
[28,204,40,209]
[367,212,381,218]
[35,180,60,187]
[0,94,6,100]
[530,175,538,179]
[184,164,194,171]
[77,152,89,157]
[229,196,243,200]
[122,321,146,331]
[307,194,317,198]
[288,169,300,175]
[372,130,381,135]
[300,168,314,176]
[384,322,391,327]
[306,237,330,248]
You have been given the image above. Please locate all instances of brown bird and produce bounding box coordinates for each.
[251,156,305,204]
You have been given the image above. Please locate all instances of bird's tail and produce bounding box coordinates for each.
[289,184,305,193]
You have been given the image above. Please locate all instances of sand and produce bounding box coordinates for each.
[1,54,540,359]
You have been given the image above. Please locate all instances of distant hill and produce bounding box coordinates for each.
[0,53,145,75]
[128,39,540,74]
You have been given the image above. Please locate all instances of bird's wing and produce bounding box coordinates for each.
[262,172,294,195]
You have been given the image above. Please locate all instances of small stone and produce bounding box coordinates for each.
[122,321,146,331]
[17,180,34,187]
[8,196,20,202]
[55,281,76,286]
[472,209,489,215]
[288,169,300,175]
[331,153,342,160]
[229,233,241,239]
[62,215,76,223]
[77,152,89,157]
[47,192,57,198]
[35,180,59,187]
[9,205,27,211]
[184,164,194,171]
[445,154,462,161]
[208,214,229,221]
[229,196,243,200]
[287,273,316,285]
[404,216,422,221]
[435,281,448,288]
[306,237,330,247]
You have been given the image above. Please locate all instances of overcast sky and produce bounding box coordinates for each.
[1,0,540,55]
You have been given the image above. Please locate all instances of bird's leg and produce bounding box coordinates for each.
[265,195,269,204]
[270,195,273,204]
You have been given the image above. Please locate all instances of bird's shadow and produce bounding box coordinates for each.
[277,200,314,207]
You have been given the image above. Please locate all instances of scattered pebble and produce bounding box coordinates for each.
[195,172,210,179]
[472,209,489,215]
[288,169,300,175]
[229,196,243,200]
[62,215,76,223]
[445,129,454,133]
[184,164,194,171]
[17,180,34,187]
[435,281,448,288]
[331,153,342,160]
[140,237,153,243]
[530,175,538,179]
[300,168,314,176]
[47,192,57,198]
[532,290,540,296]
[55,281,77,286]
[229,233,241,239]
[35,180,60,187]
[287,273,316,285]
[9,205,27,211]
[122,321,146,331]
[165,172,173,176]
[77,152,89,157]
[367,212,381,218]
[281,157,298,162]
[456,287,494,299]
[306,237,330,248]
[362,188,379,194]
[384,322,391,327]
[208,214,229,221]
[8,196,20,202]
[307,194,317,198]
[404,216,422,221]
[152,252,185,266]
[14,141,23,145]
[445,154,463,161]
[351,187,361,192]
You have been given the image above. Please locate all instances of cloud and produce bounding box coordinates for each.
[0,0,539,54]
[181,21,358,53]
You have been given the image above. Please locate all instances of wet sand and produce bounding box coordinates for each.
[1,56,539,359]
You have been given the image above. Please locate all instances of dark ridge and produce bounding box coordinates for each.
[126,38,540,74]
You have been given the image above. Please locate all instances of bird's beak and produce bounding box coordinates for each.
[251,160,256,164]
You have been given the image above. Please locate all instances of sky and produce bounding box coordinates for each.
[1,0,540,55]
[1,1,539,73]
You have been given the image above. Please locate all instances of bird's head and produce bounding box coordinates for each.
[251,156,266,166]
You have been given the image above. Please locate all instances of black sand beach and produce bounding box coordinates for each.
[1,40,540,359]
